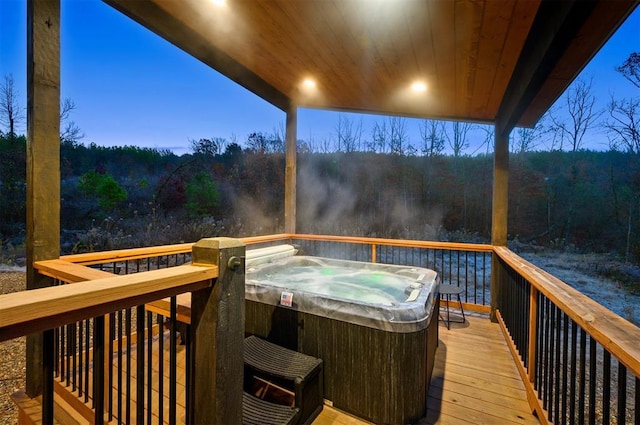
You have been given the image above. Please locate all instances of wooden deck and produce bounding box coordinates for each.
[314,313,540,425]
[22,313,539,424]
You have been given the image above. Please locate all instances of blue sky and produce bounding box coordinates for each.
[1,0,638,154]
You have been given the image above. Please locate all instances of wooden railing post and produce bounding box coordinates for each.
[188,237,245,424]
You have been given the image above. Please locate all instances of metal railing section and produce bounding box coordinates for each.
[0,244,225,425]
[291,235,492,308]
[494,248,640,424]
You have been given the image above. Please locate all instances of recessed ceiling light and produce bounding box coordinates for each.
[210,0,226,6]
[411,81,427,92]
[303,79,316,88]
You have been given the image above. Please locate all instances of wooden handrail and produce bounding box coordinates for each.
[60,243,196,265]
[0,261,216,341]
[493,246,640,378]
[59,233,492,267]
[59,234,294,265]
[290,233,494,252]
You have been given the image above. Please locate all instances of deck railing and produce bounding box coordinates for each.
[494,246,640,424]
[2,234,638,423]
[0,237,246,425]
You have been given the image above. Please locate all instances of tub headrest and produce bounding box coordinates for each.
[245,244,298,267]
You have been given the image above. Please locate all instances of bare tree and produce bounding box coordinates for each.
[388,116,408,155]
[270,121,286,153]
[474,125,494,156]
[60,98,85,143]
[334,114,363,152]
[445,121,473,157]
[512,123,542,155]
[606,95,640,154]
[548,77,602,152]
[372,120,388,153]
[616,51,640,89]
[0,74,25,136]
[419,119,445,157]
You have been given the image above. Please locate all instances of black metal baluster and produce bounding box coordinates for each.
[60,323,66,382]
[109,312,115,420]
[569,321,577,424]
[85,319,90,402]
[540,296,549,408]
[535,292,543,395]
[448,250,452,287]
[71,322,77,391]
[54,327,59,378]
[185,322,192,425]
[117,310,123,424]
[158,313,164,425]
[547,303,556,420]
[562,314,569,423]
[553,308,561,425]
[78,320,83,397]
[603,350,611,424]
[136,305,145,423]
[472,251,477,304]
[94,315,105,425]
[43,329,54,425]
[589,337,596,425]
[617,361,626,425]
[126,308,132,425]
[578,327,586,425]
[147,311,153,424]
[170,297,177,425]
[634,375,639,425]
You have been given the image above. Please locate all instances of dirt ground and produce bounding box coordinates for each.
[0,271,25,425]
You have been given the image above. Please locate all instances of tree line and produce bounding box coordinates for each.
[0,133,638,263]
[0,53,638,261]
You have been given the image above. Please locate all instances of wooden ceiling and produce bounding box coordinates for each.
[105,0,637,128]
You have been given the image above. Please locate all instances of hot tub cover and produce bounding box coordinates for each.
[245,255,439,332]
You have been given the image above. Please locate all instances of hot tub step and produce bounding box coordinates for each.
[244,335,323,425]
[243,392,300,425]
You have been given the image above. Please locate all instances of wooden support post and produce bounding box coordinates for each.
[490,125,509,322]
[26,0,61,397]
[188,238,245,424]
[284,104,297,234]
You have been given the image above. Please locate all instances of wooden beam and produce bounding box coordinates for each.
[26,0,61,398]
[187,238,245,425]
[496,0,597,133]
[284,104,297,233]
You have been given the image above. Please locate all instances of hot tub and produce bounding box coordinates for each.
[244,247,439,424]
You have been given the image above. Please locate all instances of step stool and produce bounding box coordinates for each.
[244,335,323,425]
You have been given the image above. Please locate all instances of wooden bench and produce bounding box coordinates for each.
[244,335,324,425]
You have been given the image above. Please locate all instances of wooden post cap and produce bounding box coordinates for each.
[192,237,245,266]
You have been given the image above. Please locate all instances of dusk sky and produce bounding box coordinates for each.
[1,0,639,155]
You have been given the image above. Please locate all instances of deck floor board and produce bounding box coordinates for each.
[314,313,540,424]
[53,313,538,424]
